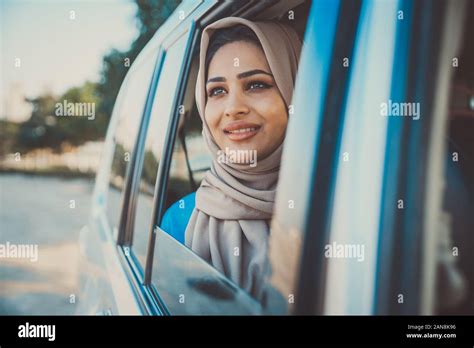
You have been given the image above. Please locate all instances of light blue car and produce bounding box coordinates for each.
[77,0,474,316]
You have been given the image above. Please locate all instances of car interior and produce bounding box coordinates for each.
[438,0,474,314]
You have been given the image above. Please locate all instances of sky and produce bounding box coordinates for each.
[0,0,139,121]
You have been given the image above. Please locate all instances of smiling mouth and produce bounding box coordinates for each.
[223,125,261,141]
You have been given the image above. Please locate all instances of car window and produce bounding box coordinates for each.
[130,33,190,269]
[106,49,159,232]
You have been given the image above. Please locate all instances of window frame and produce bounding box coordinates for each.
[116,48,166,248]
[115,26,196,315]
[125,28,195,273]
[99,46,162,239]
[111,48,167,314]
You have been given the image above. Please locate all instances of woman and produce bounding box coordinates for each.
[161,17,301,299]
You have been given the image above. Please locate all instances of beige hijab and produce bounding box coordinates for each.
[185,17,302,299]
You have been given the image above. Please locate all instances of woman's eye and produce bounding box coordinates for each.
[208,87,226,97]
[248,81,271,90]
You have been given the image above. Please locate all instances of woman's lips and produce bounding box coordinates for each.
[223,122,261,141]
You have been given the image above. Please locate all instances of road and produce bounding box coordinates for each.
[0,174,94,315]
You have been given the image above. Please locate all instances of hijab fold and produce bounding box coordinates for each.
[185,17,302,299]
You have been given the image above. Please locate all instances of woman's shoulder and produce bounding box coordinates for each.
[160,192,196,244]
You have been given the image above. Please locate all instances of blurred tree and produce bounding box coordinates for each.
[9,0,181,155]
[18,82,101,153]
[18,93,59,152]
[0,121,21,157]
[97,0,181,133]
[55,81,103,145]
[142,149,159,186]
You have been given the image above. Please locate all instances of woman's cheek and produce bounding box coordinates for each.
[260,96,288,150]
[255,94,287,127]
[205,104,222,139]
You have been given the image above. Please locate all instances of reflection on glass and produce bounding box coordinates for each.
[106,49,159,229]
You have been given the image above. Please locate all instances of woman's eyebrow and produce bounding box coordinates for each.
[237,69,273,79]
[206,76,226,84]
[206,69,273,85]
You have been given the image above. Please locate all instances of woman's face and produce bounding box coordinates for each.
[205,41,288,163]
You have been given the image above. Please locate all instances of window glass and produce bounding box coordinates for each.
[106,50,159,231]
[131,34,189,268]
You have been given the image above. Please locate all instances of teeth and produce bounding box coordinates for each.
[228,127,258,134]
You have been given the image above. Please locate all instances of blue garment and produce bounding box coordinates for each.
[160,192,196,244]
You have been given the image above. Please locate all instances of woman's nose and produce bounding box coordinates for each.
[224,91,250,118]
